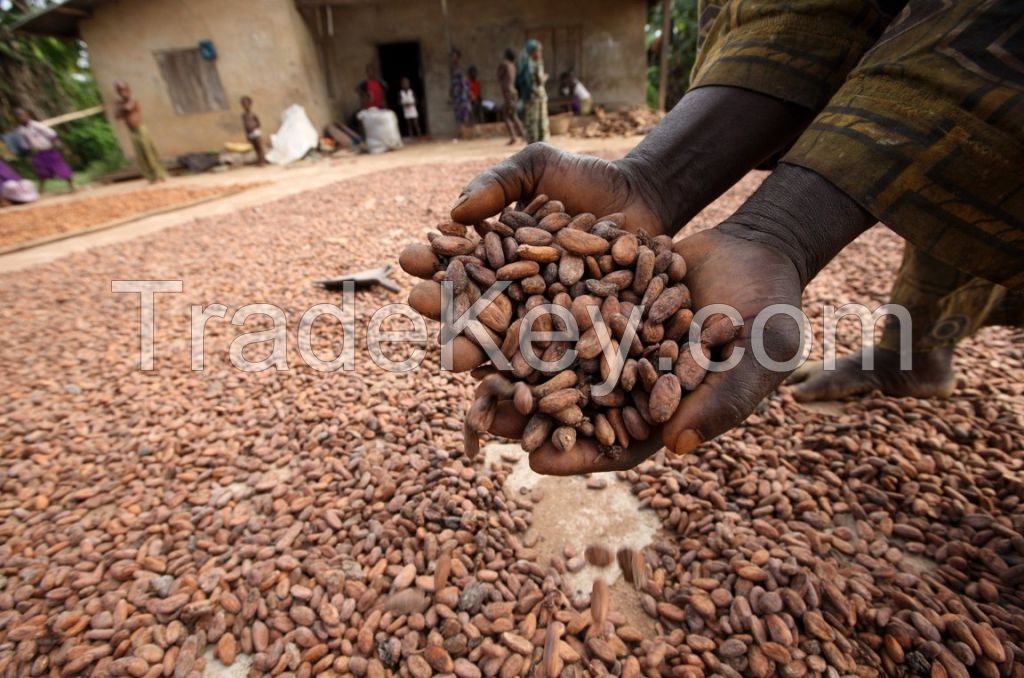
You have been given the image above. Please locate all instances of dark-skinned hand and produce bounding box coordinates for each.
[407,88,872,475]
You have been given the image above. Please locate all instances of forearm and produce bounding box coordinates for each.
[618,85,816,234]
[717,163,875,287]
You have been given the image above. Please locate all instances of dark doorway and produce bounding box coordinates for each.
[377,41,428,137]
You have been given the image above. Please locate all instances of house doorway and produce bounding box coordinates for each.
[377,41,427,137]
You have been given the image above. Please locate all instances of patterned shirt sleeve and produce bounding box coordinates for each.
[691,0,907,110]
[782,0,1024,288]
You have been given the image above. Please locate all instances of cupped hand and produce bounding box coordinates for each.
[517,228,805,475]
[444,143,672,473]
[451,142,665,237]
[658,228,805,458]
[415,146,812,475]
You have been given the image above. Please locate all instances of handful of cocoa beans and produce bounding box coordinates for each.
[399,194,738,460]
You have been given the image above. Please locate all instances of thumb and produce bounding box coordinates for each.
[450,143,551,224]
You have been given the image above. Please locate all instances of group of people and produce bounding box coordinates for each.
[348,42,596,147]
[489,41,592,146]
[1,80,171,207]
[357,66,423,139]
[490,41,551,145]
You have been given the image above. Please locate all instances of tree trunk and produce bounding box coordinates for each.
[657,0,672,112]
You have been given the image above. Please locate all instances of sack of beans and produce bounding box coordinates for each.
[399,194,737,459]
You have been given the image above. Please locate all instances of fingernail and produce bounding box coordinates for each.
[673,429,702,455]
[452,193,469,210]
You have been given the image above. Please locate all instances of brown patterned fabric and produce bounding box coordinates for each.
[879,243,1021,352]
[693,0,906,110]
[693,0,1024,290]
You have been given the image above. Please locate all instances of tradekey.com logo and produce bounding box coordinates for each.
[112,280,912,378]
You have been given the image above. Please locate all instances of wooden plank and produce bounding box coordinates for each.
[40,105,105,127]
[658,0,671,112]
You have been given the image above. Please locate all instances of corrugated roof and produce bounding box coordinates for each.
[12,0,113,38]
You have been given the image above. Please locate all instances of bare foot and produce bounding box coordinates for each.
[786,346,956,401]
[506,138,517,146]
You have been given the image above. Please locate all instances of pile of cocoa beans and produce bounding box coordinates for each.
[399,194,738,457]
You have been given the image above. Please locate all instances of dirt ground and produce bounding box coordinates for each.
[0,140,1021,677]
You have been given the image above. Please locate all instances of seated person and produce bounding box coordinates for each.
[0,158,39,205]
[559,71,593,115]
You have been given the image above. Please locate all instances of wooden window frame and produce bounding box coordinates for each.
[154,47,229,116]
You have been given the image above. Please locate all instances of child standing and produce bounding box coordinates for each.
[399,77,421,138]
[14,108,74,192]
[114,81,168,183]
[240,96,267,165]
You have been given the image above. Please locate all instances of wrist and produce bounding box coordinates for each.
[619,86,816,235]
[715,164,874,288]
[613,154,678,236]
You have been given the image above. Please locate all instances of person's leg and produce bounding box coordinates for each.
[50,150,75,192]
[252,136,267,165]
[135,126,168,182]
[30,152,51,190]
[503,101,517,143]
[512,110,526,141]
[524,99,538,143]
[130,130,156,182]
[538,101,550,142]
[788,243,1008,401]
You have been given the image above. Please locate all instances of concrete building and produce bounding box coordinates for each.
[18,0,646,159]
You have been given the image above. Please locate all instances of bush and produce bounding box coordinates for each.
[60,115,124,174]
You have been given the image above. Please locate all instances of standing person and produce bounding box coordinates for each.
[13,108,74,193]
[114,81,168,183]
[357,65,387,110]
[467,65,483,123]
[497,48,525,145]
[449,49,473,135]
[399,77,422,138]
[239,96,266,166]
[517,39,549,143]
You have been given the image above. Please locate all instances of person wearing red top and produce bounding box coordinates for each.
[467,65,482,123]
[358,64,388,110]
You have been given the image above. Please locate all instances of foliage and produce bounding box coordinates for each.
[646,0,700,110]
[1,4,124,178]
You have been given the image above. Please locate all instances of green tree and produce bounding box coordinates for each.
[1,2,124,182]
[646,0,700,110]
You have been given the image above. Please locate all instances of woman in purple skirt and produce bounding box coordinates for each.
[14,108,75,192]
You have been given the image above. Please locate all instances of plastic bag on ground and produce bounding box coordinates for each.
[357,108,403,155]
[266,105,320,165]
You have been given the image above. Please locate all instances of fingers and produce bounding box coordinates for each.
[662,332,794,455]
[487,400,529,439]
[484,400,661,475]
[451,144,550,224]
[528,434,662,476]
